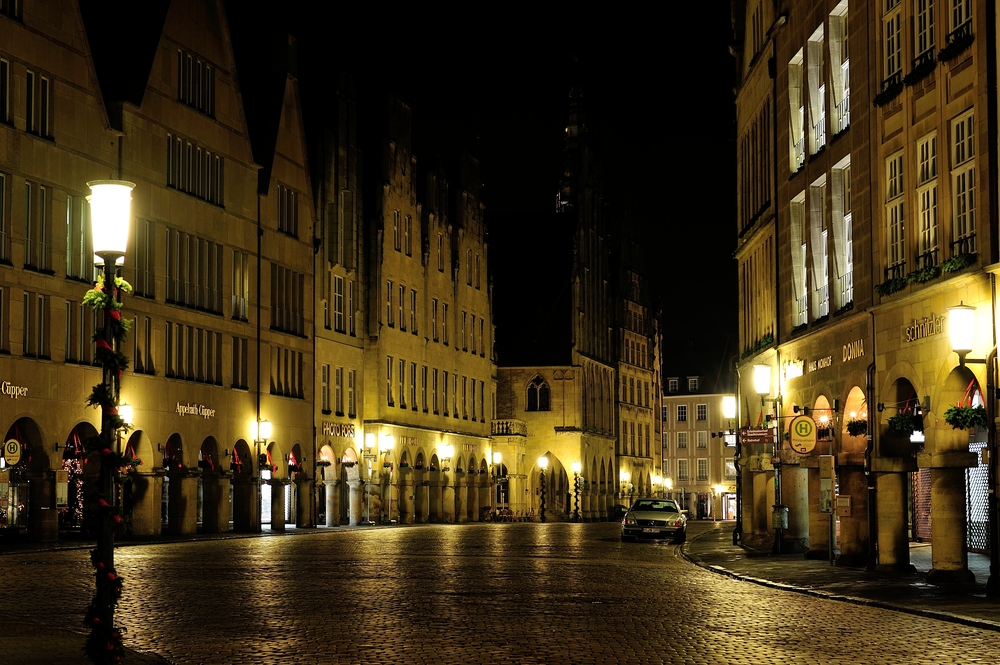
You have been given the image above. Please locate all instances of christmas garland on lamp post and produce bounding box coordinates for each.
[82,180,136,664]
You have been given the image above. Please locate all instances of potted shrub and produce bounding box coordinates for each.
[846,418,868,437]
[944,404,988,430]
[888,412,922,434]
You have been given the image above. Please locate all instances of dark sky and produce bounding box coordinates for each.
[232,4,738,362]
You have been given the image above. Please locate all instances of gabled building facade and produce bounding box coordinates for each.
[734,0,998,580]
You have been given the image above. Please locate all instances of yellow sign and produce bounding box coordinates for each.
[3,439,21,466]
[788,415,817,454]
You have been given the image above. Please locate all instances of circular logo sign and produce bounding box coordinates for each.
[788,415,817,454]
[3,439,21,466]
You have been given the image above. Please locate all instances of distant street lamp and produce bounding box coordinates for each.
[538,456,548,523]
[83,180,134,664]
[571,461,581,522]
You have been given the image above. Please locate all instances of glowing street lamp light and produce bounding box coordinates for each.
[753,365,771,399]
[723,395,737,420]
[948,302,975,365]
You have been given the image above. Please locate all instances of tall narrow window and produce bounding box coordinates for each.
[883,0,903,91]
[807,26,826,154]
[432,298,438,341]
[432,369,439,413]
[809,178,829,318]
[886,151,906,278]
[348,370,356,417]
[917,134,939,268]
[790,193,808,326]
[410,288,417,334]
[915,0,936,65]
[0,59,9,124]
[398,284,405,331]
[404,215,412,256]
[832,159,853,308]
[443,370,449,416]
[0,173,7,263]
[437,233,444,271]
[788,50,805,171]
[393,210,400,251]
[442,303,449,345]
[387,356,394,406]
[421,365,428,412]
[386,280,393,327]
[830,2,850,133]
[335,367,343,415]
[410,362,417,410]
[399,358,406,408]
[333,275,345,332]
[951,111,976,254]
[233,250,248,320]
[348,280,356,336]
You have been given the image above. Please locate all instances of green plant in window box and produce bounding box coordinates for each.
[906,265,940,284]
[888,412,922,434]
[943,404,987,430]
[942,252,975,273]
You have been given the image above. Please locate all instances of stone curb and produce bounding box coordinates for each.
[681,531,1000,633]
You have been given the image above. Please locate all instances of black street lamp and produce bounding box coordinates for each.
[538,456,548,522]
[571,461,581,522]
[83,180,134,664]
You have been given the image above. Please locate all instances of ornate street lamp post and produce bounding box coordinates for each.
[571,461,581,522]
[83,180,134,664]
[538,456,548,522]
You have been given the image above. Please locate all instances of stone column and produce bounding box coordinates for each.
[415,472,430,523]
[456,475,469,523]
[581,483,592,522]
[428,473,442,523]
[294,476,313,527]
[200,471,230,534]
[442,475,456,523]
[324,479,339,526]
[229,476,255,533]
[875,469,913,573]
[269,478,286,532]
[398,471,414,524]
[347,478,363,525]
[469,475,481,521]
[167,469,199,535]
[831,462,866,566]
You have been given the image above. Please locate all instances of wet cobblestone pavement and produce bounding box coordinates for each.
[4,521,1000,664]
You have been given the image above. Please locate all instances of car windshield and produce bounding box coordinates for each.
[631,500,679,513]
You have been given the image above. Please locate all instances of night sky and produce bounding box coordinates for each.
[229,3,738,369]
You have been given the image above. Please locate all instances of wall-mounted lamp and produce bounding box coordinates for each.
[753,365,771,401]
[949,302,981,366]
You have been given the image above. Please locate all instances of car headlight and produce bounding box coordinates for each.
[624,516,636,525]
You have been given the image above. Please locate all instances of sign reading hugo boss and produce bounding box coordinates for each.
[321,422,355,438]
[1,381,28,399]
[904,313,945,343]
[175,402,216,419]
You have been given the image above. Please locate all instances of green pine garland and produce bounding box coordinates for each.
[81,272,133,664]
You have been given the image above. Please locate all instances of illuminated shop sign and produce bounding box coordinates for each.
[321,422,355,438]
[843,339,865,362]
[175,402,216,419]
[1,382,28,399]
[904,314,945,343]
[807,356,833,372]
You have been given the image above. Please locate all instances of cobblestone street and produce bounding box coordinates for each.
[5,522,1000,664]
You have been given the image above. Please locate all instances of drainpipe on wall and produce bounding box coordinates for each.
[865,357,877,572]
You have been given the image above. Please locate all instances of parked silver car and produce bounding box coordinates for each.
[620,498,687,543]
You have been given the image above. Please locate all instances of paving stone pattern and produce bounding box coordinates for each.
[2,523,1000,664]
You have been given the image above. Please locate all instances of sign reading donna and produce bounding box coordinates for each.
[904,313,944,343]
[176,402,216,419]
[322,422,355,438]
